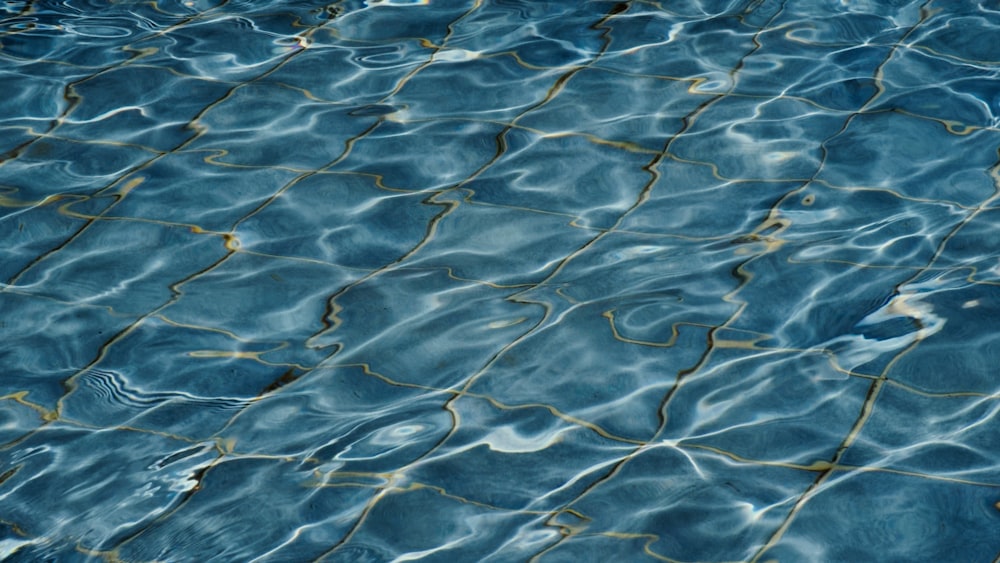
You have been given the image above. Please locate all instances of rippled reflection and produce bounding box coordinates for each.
[2,0,1000,561]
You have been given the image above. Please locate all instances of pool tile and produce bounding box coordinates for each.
[841,384,1000,482]
[0,292,134,413]
[185,82,377,169]
[0,137,154,199]
[463,129,652,228]
[668,95,848,181]
[406,398,633,511]
[160,252,355,344]
[311,268,544,390]
[56,65,232,151]
[235,172,440,269]
[116,456,376,562]
[879,280,1000,394]
[0,425,217,553]
[760,470,1000,562]
[399,200,597,286]
[331,118,505,192]
[561,445,816,563]
[11,219,227,315]
[662,349,872,465]
[817,111,1000,207]
[105,151,302,232]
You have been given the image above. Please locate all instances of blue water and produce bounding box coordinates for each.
[2,0,1000,561]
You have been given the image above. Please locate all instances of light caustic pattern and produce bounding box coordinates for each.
[1,0,1000,561]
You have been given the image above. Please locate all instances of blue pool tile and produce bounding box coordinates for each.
[817,111,1000,207]
[0,137,154,199]
[777,183,963,268]
[55,65,233,151]
[327,1,479,44]
[537,230,744,317]
[910,11,1000,65]
[0,398,42,446]
[0,70,71,124]
[406,398,633,511]
[0,292,134,414]
[734,42,891,111]
[264,39,430,106]
[159,252,356,345]
[667,95,848,181]
[330,485,534,562]
[331,118,505,192]
[235,172,440,269]
[463,129,652,229]
[115,456,377,562]
[221,384,451,467]
[596,5,760,81]
[0,201,91,282]
[619,166,798,239]
[879,280,1000,394]
[0,17,136,67]
[310,268,544,389]
[870,47,1000,129]
[516,68,699,151]
[446,0,612,68]
[661,349,872,465]
[934,207,1000,284]
[0,425,217,553]
[11,219,227,315]
[467,297,710,441]
[184,82,377,170]
[398,199,597,286]
[3,2,1000,560]
[388,54,564,122]
[130,13,311,83]
[841,384,1000,482]
[558,445,817,563]
[104,151,302,232]
[723,252,918,368]
[760,470,1000,563]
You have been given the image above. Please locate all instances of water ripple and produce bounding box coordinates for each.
[3,0,1000,561]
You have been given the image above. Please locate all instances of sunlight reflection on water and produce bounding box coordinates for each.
[1,0,1000,561]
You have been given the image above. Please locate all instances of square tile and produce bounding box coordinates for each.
[388,55,561,122]
[161,252,355,345]
[0,292,137,411]
[12,219,227,315]
[878,280,1000,394]
[668,96,847,181]
[235,172,441,269]
[106,151,301,232]
[562,445,816,563]
[0,425,216,552]
[331,118,505,192]
[406,394,643,511]
[464,130,651,228]
[117,457,376,562]
[841,384,1000,482]
[518,68,698,150]
[467,300,704,441]
[311,268,543,390]
[0,137,154,199]
[662,349,871,465]
[185,82,376,169]
[400,199,596,286]
[264,39,429,106]
[760,470,1000,562]
[817,111,1000,206]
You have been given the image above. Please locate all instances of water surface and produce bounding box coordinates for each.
[2,0,1000,561]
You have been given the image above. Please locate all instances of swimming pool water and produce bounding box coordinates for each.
[2,0,1000,561]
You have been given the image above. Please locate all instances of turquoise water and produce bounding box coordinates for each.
[2,0,1000,560]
